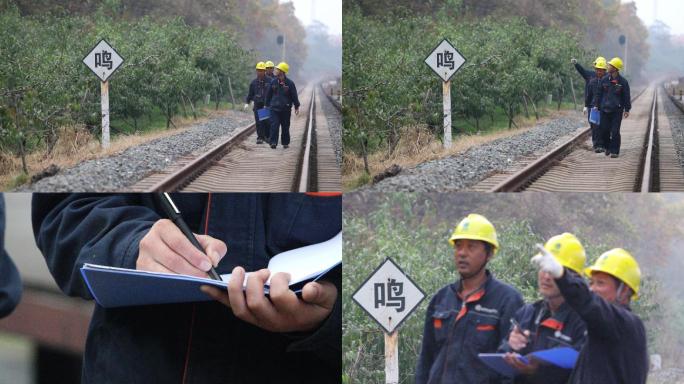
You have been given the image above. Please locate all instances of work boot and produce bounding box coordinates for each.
[610,153,619,158]
[605,150,610,156]
[257,138,263,144]
[595,147,604,153]
[270,144,276,149]
[283,145,289,149]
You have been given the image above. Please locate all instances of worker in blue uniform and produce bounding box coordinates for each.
[32,193,341,383]
[594,57,631,158]
[264,60,275,81]
[244,61,270,144]
[0,194,21,318]
[265,62,300,149]
[499,233,588,384]
[416,214,524,384]
[532,245,648,384]
[572,56,607,151]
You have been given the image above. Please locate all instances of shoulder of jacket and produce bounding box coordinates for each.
[489,277,521,297]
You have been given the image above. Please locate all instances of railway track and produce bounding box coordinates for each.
[473,85,684,192]
[131,84,341,192]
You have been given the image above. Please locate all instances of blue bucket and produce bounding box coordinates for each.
[257,108,271,121]
[589,107,600,125]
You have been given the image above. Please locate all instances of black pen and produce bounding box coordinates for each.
[157,193,221,281]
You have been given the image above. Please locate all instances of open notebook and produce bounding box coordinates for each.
[80,232,341,308]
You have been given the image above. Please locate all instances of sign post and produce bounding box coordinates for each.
[82,39,124,150]
[619,34,627,75]
[352,258,425,384]
[424,39,466,149]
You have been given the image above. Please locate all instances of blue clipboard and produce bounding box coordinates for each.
[478,353,529,378]
[257,107,271,121]
[589,107,600,125]
[529,347,579,369]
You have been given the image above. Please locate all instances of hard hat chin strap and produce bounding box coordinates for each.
[461,254,490,280]
[616,282,626,303]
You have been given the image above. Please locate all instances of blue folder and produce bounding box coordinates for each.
[529,347,579,369]
[80,232,342,308]
[478,353,529,378]
[479,347,578,377]
[257,107,270,121]
[589,107,600,125]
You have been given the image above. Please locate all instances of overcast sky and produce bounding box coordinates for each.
[286,0,341,35]
[630,0,684,35]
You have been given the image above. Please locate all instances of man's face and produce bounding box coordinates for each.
[538,269,562,299]
[257,69,265,79]
[596,68,606,78]
[589,271,618,302]
[453,239,489,279]
[608,65,617,74]
[275,68,285,79]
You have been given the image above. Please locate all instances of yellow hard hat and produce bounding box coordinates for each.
[256,62,266,70]
[536,233,586,274]
[265,60,275,68]
[594,57,608,70]
[607,57,623,71]
[585,248,641,300]
[276,62,290,74]
[448,214,499,254]
[593,56,606,66]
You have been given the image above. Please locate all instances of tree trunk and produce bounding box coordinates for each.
[227,77,236,110]
[166,105,173,129]
[529,94,540,120]
[361,136,370,175]
[521,94,530,118]
[180,95,189,117]
[215,78,222,110]
[187,96,197,119]
[19,137,28,174]
[570,77,577,110]
[506,104,519,129]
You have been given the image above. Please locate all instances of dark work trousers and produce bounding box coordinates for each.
[600,110,623,155]
[588,113,601,149]
[270,109,291,146]
[252,109,269,141]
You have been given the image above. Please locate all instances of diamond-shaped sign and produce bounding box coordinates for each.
[424,38,466,82]
[352,258,425,334]
[82,39,124,82]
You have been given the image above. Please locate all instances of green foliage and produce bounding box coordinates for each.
[0,4,251,161]
[342,5,591,161]
[343,193,663,383]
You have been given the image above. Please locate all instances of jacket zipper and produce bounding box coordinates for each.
[181,193,213,384]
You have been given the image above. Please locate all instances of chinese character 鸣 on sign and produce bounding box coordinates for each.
[95,50,113,70]
[374,278,406,312]
[436,50,455,70]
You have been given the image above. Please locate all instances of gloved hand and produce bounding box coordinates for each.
[571,58,577,64]
[531,244,564,278]
[243,103,250,111]
[582,106,588,115]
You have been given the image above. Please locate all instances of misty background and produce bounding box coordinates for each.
[4,0,342,82]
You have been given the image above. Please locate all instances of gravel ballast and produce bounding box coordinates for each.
[663,94,684,168]
[319,89,343,167]
[21,113,252,192]
[366,114,587,192]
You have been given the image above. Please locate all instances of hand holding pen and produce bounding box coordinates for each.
[508,318,533,351]
[135,193,226,280]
